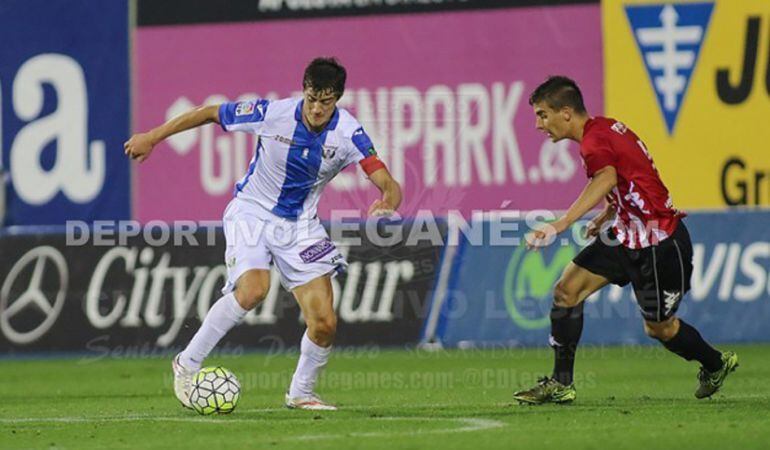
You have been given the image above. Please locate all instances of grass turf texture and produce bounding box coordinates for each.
[2,344,768,449]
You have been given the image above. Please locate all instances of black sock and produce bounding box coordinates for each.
[660,320,723,372]
[550,303,584,386]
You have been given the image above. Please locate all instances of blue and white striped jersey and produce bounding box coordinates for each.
[218,97,377,220]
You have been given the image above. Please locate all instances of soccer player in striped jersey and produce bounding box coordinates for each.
[125,57,401,411]
[513,76,737,404]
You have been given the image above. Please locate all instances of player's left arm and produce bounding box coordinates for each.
[557,166,617,232]
[365,163,402,217]
[585,201,616,238]
[527,166,617,249]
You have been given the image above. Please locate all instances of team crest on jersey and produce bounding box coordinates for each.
[322,145,337,159]
[625,2,714,135]
[611,121,628,134]
[235,101,255,117]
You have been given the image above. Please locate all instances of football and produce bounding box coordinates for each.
[188,367,241,415]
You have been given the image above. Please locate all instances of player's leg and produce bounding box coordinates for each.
[644,316,721,369]
[179,203,273,371]
[644,315,721,369]
[172,269,270,408]
[285,274,338,410]
[635,222,737,398]
[550,262,610,386]
[644,316,737,398]
[271,218,345,410]
[515,231,632,405]
[514,262,610,404]
[179,269,271,369]
[173,202,272,407]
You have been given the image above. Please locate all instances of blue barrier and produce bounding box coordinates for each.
[0,0,130,226]
[434,211,770,347]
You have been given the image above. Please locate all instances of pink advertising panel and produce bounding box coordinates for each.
[134,5,602,221]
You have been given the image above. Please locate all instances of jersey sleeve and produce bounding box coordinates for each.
[582,135,617,178]
[218,99,270,134]
[343,125,386,175]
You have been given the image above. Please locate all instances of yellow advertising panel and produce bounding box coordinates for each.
[603,0,770,209]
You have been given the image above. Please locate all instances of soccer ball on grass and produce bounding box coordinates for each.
[189,366,240,415]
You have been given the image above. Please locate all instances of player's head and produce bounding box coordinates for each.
[529,76,587,142]
[302,57,346,129]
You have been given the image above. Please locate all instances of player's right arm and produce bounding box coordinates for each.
[124,104,220,162]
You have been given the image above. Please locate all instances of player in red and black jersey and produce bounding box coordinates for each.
[513,76,738,404]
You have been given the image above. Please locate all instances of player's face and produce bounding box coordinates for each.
[302,88,339,130]
[533,102,569,142]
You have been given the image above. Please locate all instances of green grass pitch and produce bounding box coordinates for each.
[2,344,768,449]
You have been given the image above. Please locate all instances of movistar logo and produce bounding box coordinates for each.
[504,245,576,329]
[625,2,714,134]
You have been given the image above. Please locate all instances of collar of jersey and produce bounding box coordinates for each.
[583,116,598,135]
[295,100,340,134]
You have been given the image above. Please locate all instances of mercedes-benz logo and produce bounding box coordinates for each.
[1,246,68,344]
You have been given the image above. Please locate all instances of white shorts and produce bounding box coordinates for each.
[221,198,347,292]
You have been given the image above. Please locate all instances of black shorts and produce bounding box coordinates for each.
[573,220,694,322]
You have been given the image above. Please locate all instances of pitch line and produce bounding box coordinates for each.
[0,413,505,438]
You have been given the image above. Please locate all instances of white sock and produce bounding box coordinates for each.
[289,331,332,398]
[179,293,247,370]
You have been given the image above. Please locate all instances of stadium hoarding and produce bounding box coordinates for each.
[604,0,770,209]
[133,4,603,222]
[431,211,770,347]
[137,0,598,25]
[0,222,444,354]
[0,0,131,226]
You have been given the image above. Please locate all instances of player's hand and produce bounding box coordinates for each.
[124,132,156,163]
[584,219,601,239]
[368,199,394,217]
[525,218,567,250]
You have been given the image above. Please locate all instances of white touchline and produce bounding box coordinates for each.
[287,418,506,441]
[0,414,506,439]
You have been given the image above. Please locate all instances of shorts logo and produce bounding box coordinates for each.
[235,101,255,117]
[625,2,714,134]
[299,238,336,263]
[663,290,681,315]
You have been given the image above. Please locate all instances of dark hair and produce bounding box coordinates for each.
[528,76,586,113]
[302,57,347,98]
